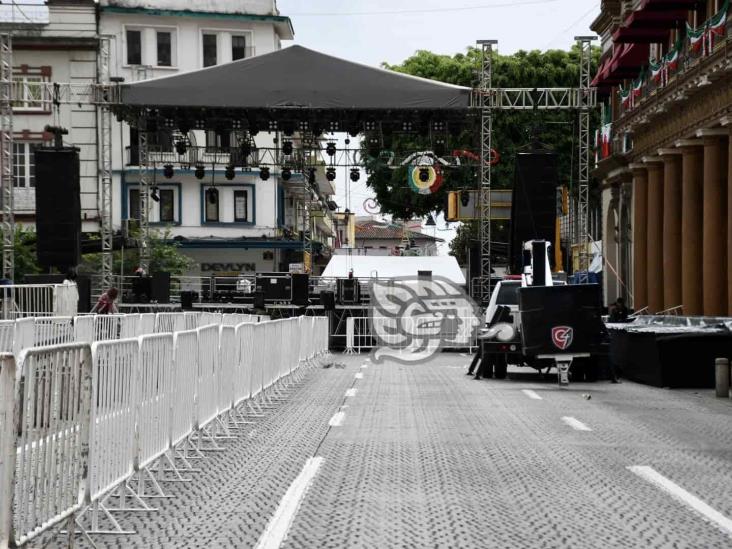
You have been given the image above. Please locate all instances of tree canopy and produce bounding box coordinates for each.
[366,45,600,262]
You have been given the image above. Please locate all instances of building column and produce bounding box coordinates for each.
[659,150,682,311]
[677,140,704,316]
[700,130,728,316]
[644,158,664,314]
[630,164,648,312]
[620,181,633,302]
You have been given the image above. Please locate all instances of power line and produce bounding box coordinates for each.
[543,2,600,49]
[289,0,562,17]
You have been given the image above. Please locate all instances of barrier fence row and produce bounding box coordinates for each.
[0,315,329,547]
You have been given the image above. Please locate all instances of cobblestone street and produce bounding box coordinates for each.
[49,354,732,548]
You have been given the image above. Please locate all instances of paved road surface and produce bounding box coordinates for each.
[47,354,732,548]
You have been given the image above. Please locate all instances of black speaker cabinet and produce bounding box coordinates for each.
[291,273,309,306]
[34,147,81,269]
[510,151,558,273]
[320,291,336,311]
[151,271,171,303]
[256,275,292,301]
[337,278,360,304]
[253,291,265,309]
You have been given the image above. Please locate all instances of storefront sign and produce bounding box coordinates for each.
[201,262,256,272]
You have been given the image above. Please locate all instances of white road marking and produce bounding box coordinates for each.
[561,416,592,431]
[254,457,324,549]
[355,372,364,379]
[345,388,357,397]
[328,412,345,426]
[628,465,732,537]
[522,389,543,400]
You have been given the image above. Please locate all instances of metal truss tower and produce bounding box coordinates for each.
[137,119,151,272]
[576,36,595,270]
[478,40,496,304]
[98,36,114,288]
[476,37,596,302]
[0,34,13,280]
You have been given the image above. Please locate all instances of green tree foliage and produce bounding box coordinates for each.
[2,226,42,281]
[367,45,600,260]
[79,227,194,277]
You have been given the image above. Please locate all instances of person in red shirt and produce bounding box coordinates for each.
[91,287,119,314]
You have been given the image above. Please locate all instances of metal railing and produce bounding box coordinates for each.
[0,314,329,546]
[1,284,78,319]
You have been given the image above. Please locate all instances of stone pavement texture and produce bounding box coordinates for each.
[43,354,732,548]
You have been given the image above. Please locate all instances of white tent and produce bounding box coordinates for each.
[321,255,466,285]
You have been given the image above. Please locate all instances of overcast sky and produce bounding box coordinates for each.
[278,0,600,253]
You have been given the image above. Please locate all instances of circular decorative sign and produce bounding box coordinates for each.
[408,164,443,195]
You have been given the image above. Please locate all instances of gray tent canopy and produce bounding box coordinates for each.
[121,45,472,111]
[114,46,473,133]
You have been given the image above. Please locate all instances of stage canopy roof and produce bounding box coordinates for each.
[115,46,473,131]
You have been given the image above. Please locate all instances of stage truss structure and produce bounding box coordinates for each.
[475,36,596,303]
[0,32,596,287]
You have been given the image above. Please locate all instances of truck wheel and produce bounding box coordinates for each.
[494,355,507,379]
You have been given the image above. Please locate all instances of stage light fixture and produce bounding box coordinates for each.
[163,164,174,179]
[260,166,270,181]
[327,200,338,211]
[194,163,205,180]
[350,168,360,182]
[325,142,337,157]
[282,140,293,156]
[150,186,160,202]
[225,164,236,180]
[281,167,292,181]
[206,187,218,205]
[367,137,380,156]
[418,167,430,183]
[175,140,187,155]
[326,167,337,182]
[460,190,471,207]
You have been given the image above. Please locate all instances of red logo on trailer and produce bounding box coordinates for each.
[551,326,574,350]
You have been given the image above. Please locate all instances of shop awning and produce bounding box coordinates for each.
[607,43,650,79]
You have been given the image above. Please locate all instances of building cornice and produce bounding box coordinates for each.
[100,6,295,39]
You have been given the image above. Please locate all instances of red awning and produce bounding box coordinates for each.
[613,25,671,43]
[624,8,688,29]
[607,43,650,79]
[641,0,698,9]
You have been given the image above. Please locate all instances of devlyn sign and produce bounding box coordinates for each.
[201,263,256,272]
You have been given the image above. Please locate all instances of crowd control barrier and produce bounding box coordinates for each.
[0,315,330,546]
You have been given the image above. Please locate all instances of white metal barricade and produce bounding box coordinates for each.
[218,326,238,414]
[0,320,14,353]
[89,339,138,502]
[5,344,92,546]
[74,315,95,343]
[234,323,254,405]
[183,312,200,330]
[95,315,125,341]
[0,354,17,547]
[199,312,222,326]
[1,284,55,319]
[120,314,141,339]
[222,313,255,326]
[136,334,173,470]
[34,316,75,347]
[170,330,198,448]
[249,323,264,398]
[138,313,156,335]
[13,318,35,357]
[195,325,219,430]
[154,313,185,334]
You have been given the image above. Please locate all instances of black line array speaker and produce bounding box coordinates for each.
[34,147,81,269]
[291,273,309,306]
[151,271,170,303]
[510,150,558,274]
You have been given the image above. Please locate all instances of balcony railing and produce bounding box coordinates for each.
[126,145,309,168]
[617,12,732,119]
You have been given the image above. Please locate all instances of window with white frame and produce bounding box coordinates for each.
[127,185,180,223]
[203,185,253,223]
[126,29,142,65]
[232,35,248,61]
[13,142,38,188]
[203,33,218,67]
[12,70,49,111]
[157,30,173,67]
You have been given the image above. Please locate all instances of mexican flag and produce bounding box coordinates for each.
[631,71,644,100]
[600,123,612,159]
[649,58,665,85]
[619,85,632,109]
[664,41,681,72]
[687,0,728,56]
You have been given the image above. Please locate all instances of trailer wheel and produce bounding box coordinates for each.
[494,355,507,379]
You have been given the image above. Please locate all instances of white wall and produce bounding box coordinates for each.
[100,0,278,17]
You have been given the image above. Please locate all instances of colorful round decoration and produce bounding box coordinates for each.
[408,165,443,195]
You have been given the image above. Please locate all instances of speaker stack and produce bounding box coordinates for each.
[34,147,81,270]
